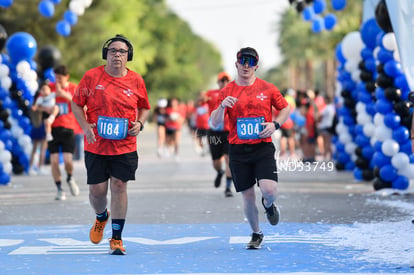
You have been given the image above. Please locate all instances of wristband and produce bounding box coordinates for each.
[220,102,225,109]
[273,121,280,130]
[137,120,144,131]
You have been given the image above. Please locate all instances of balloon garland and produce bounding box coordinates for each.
[334,0,413,191]
[289,0,347,33]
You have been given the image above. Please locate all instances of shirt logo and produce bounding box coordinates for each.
[123,89,133,97]
[95,84,105,90]
[256,93,267,101]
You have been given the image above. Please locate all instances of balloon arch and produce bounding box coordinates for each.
[333,1,413,191]
[0,0,93,185]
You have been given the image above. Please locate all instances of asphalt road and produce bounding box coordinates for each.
[1,124,412,227]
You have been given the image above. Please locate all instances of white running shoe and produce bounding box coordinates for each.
[55,190,67,200]
[67,178,80,196]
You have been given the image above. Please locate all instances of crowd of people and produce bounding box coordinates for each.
[153,84,337,165]
[25,36,337,253]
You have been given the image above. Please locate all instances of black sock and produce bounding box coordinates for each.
[66,174,72,182]
[112,219,125,240]
[226,177,232,188]
[96,209,108,222]
[55,181,62,191]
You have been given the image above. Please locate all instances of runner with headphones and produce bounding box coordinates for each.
[72,34,151,255]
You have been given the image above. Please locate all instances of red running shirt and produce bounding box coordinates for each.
[72,66,151,155]
[217,78,288,144]
[49,82,79,130]
[206,89,230,131]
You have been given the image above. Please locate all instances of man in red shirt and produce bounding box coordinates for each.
[205,72,233,197]
[48,65,80,201]
[71,35,151,255]
[210,47,290,249]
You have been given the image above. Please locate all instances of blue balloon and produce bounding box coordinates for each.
[374,140,382,152]
[372,151,391,167]
[394,74,410,91]
[383,113,401,129]
[5,32,37,63]
[338,152,350,163]
[392,175,409,190]
[355,134,369,146]
[56,20,71,37]
[360,18,381,49]
[366,104,376,116]
[332,0,347,11]
[0,172,10,185]
[379,164,398,182]
[324,13,337,30]
[360,47,373,59]
[311,16,324,33]
[364,58,376,73]
[383,60,401,78]
[392,126,409,143]
[38,0,54,18]
[345,162,355,171]
[64,10,78,25]
[375,87,385,100]
[44,67,55,82]
[0,0,13,8]
[50,0,61,3]
[362,146,375,159]
[399,140,412,154]
[313,0,326,14]
[302,6,314,21]
[375,99,393,114]
[353,168,363,181]
[377,47,394,63]
[335,43,346,64]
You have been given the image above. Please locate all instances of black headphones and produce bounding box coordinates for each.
[102,34,133,61]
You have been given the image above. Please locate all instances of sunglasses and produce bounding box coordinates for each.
[238,55,258,67]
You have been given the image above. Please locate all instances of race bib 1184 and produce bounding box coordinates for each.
[97,116,128,140]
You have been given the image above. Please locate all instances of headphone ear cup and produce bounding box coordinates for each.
[102,47,108,60]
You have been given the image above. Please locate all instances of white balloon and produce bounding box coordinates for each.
[341,31,364,62]
[355,102,366,113]
[16,60,31,74]
[0,64,10,77]
[2,162,12,174]
[0,150,12,163]
[381,139,400,157]
[374,125,392,141]
[69,0,85,15]
[399,164,414,179]
[392,153,410,170]
[351,69,361,82]
[373,113,384,126]
[0,76,12,90]
[356,113,371,125]
[345,60,358,72]
[363,123,375,137]
[345,142,357,155]
[339,132,352,144]
[11,126,23,137]
[382,32,397,52]
[18,135,32,148]
[373,46,380,60]
[394,49,401,62]
[0,141,4,151]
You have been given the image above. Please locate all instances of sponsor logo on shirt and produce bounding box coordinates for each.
[123,89,133,97]
[256,93,267,101]
[95,84,105,90]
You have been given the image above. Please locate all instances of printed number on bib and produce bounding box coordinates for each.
[57,103,69,115]
[237,117,264,140]
[97,116,128,140]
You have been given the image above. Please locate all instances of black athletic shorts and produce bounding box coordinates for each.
[208,130,229,160]
[281,128,293,138]
[48,127,75,153]
[229,142,278,192]
[84,151,138,185]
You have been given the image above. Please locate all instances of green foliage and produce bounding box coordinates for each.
[0,0,222,104]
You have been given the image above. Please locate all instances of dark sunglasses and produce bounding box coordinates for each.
[238,55,258,67]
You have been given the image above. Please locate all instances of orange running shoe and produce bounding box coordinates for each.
[89,211,110,244]
[109,238,126,255]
